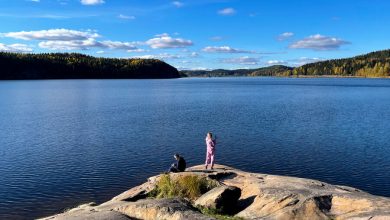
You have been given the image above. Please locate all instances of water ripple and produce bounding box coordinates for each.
[0,78,390,219]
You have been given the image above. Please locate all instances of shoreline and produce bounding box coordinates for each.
[1,75,390,81]
[184,75,390,79]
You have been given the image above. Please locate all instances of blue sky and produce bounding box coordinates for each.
[0,0,389,70]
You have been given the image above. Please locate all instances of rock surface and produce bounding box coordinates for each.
[41,203,134,220]
[194,185,241,213]
[113,198,215,220]
[41,164,390,220]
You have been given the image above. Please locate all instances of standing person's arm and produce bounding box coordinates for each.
[208,139,215,150]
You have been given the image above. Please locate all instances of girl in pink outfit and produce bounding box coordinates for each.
[205,132,216,170]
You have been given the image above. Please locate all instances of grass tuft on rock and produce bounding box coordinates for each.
[149,174,218,201]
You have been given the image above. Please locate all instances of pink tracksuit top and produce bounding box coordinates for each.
[206,137,216,153]
[205,137,216,166]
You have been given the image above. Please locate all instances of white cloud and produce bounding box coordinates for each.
[58,0,68,5]
[96,50,105,54]
[278,32,294,41]
[133,55,156,59]
[0,43,33,52]
[127,48,147,53]
[249,13,257,17]
[289,34,349,50]
[36,14,69,19]
[172,1,184,8]
[38,39,95,50]
[39,39,139,51]
[2,29,100,41]
[178,60,192,64]
[30,0,40,2]
[266,57,323,66]
[218,8,236,15]
[80,0,104,5]
[155,33,170,37]
[2,29,143,51]
[146,34,193,49]
[202,46,254,53]
[289,57,324,66]
[189,52,199,57]
[133,53,181,60]
[210,36,223,41]
[99,40,138,50]
[266,60,287,65]
[222,56,259,65]
[118,14,135,20]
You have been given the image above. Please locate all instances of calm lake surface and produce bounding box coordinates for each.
[1,77,390,219]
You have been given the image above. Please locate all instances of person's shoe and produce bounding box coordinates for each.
[210,166,214,170]
[205,165,208,170]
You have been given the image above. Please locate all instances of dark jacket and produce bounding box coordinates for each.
[177,156,186,172]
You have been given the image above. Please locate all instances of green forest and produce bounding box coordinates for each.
[291,49,390,77]
[1,49,389,80]
[182,49,390,78]
[181,65,292,77]
[0,52,179,80]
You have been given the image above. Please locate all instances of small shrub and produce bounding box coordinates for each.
[149,174,218,201]
[154,174,177,198]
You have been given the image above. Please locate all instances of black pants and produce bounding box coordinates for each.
[169,164,179,173]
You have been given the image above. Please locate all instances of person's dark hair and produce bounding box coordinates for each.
[174,153,180,158]
[208,132,213,138]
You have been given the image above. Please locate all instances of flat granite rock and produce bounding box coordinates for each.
[113,198,215,220]
[43,164,390,220]
[40,204,133,220]
[189,165,390,220]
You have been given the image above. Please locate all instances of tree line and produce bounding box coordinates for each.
[0,52,180,80]
[290,49,390,77]
[181,65,292,77]
[182,49,390,78]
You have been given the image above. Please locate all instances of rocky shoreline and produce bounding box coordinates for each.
[41,164,390,220]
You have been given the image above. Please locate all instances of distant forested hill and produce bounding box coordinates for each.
[182,49,390,78]
[0,53,180,80]
[181,65,293,77]
[291,49,390,77]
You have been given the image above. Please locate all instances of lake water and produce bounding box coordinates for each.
[1,77,390,219]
